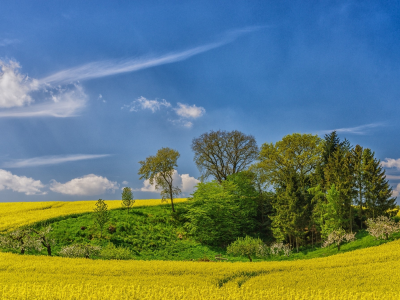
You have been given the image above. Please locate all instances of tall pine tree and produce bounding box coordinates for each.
[363,149,396,218]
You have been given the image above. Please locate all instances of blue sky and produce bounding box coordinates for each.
[1,0,400,202]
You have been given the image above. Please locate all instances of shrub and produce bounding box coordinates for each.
[322,228,356,251]
[59,244,101,258]
[366,216,400,240]
[100,243,132,260]
[269,242,292,257]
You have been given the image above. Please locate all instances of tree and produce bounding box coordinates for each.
[121,187,135,214]
[185,175,258,247]
[324,145,356,232]
[227,236,264,262]
[362,149,396,218]
[0,228,41,254]
[191,130,258,183]
[93,199,109,238]
[352,145,366,228]
[31,225,55,256]
[138,147,181,212]
[257,133,323,250]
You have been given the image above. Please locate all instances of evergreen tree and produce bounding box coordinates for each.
[324,146,356,232]
[352,145,366,228]
[363,149,396,218]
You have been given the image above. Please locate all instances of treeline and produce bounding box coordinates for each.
[138,130,397,251]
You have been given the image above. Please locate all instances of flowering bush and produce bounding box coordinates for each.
[269,242,292,257]
[322,228,356,251]
[59,243,101,258]
[366,216,400,240]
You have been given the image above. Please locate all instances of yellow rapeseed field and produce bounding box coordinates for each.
[0,238,399,299]
[0,199,187,232]
[0,199,399,299]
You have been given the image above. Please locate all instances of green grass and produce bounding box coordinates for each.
[2,202,399,262]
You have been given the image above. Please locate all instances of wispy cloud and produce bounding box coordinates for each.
[318,123,385,135]
[174,103,205,119]
[122,96,171,112]
[3,154,110,168]
[0,38,19,47]
[39,27,263,85]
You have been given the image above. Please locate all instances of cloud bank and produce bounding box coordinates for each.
[50,174,119,196]
[0,169,45,195]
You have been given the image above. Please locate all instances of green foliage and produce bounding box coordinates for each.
[191,130,258,182]
[100,243,132,260]
[138,147,181,212]
[185,175,258,247]
[93,199,110,238]
[121,187,135,214]
[227,236,264,262]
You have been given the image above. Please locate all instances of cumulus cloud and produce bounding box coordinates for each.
[381,158,400,170]
[122,181,129,185]
[3,154,110,168]
[50,174,119,196]
[122,96,171,112]
[174,103,205,119]
[0,60,39,108]
[0,59,87,118]
[392,183,400,197]
[135,170,199,196]
[0,169,45,195]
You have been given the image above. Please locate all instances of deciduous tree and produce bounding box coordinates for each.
[138,147,181,212]
[121,187,135,214]
[191,130,258,183]
[93,199,109,238]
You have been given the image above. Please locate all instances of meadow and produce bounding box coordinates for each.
[0,199,399,299]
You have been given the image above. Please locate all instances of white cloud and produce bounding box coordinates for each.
[122,96,171,112]
[174,103,205,119]
[122,181,129,185]
[385,175,400,180]
[0,60,39,108]
[50,174,119,196]
[135,170,199,196]
[0,60,87,118]
[3,154,110,168]
[392,184,400,197]
[38,27,261,85]
[381,158,400,170]
[168,118,194,128]
[0,169,45,195]
[318,123,384,135]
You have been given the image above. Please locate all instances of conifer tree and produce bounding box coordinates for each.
[352,145,366,228]
[363,149,396,218]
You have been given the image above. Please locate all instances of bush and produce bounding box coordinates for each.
[322,228,356,251]
[269,242,292,257]
[227,236,265,262]
[59,243,101,258]
[100,243,132,260]
[366,216,400,240]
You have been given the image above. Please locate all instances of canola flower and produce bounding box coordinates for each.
[0,238,399,299]
[0,199,187,232]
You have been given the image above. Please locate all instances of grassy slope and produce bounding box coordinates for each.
[7,201,399,262]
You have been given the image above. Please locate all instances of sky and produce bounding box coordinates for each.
[1,0,400,203]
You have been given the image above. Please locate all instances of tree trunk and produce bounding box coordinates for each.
[296,237,299,253]
[169,186,175,212]
[247,254,252,262]
[46,245,52,256]
[337,243,340,251]
[21,248,25,254]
